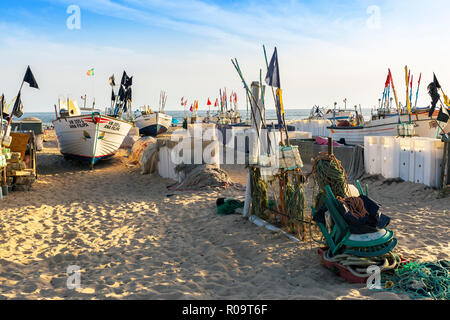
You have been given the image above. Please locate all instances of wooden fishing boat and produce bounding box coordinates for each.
[53,99,132,166]
[134,112,172,136]
[135,91,172,137]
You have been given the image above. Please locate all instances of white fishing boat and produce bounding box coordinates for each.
[134,91,173,136]
[328,108,449,144]
[53,99,132,167]
[309,105,352,121]
[134,111,172,136]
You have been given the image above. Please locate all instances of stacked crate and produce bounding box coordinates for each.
[5,151,36,191]
[364,136,445,188]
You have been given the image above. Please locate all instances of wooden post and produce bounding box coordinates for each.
[442,141,449,189]
[328,137,334,155]
[243,81,262,218]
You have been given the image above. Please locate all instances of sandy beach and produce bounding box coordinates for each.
[0,130,448,300]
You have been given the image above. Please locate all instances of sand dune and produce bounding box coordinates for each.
[0,133,448,300]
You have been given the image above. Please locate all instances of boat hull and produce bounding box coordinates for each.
[53,115,132,164]
[135,113,172,137]
[328,111,449,144]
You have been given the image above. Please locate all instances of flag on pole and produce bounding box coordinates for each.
[190,104,193,112]
[214,98,219,107]
[265,47,280,88]
[207,98,212,106]
[86,68,94,76]
[428,74,442,116]
[275,88,284,126]
[437,105,449,123]
[109,74,116,87]
[12,92,23,118]
[405,66,411,113]
[24,66,39,89]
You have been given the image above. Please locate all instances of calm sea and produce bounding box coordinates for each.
[21,108,373,127]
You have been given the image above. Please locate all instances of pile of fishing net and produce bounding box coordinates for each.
[127,136,158,174]
[169,164,233,190]
[376,260,450,300]
[309,152,349,209]
[120,127,140,150]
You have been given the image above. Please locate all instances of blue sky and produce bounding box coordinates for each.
[1,0,450,112]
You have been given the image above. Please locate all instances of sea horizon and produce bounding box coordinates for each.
[20,107,374,126]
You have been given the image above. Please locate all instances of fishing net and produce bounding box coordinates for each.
[169,164,233,190]
[376,260,450,300]
[309,152,349,209]
[217,199,244,215]
[283,174,307,235]
[249,167,270,219]
[128,136,157,164]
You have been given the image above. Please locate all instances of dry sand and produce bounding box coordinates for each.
[0,130,448,300]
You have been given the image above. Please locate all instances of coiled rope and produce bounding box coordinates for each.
[323,249,401,277]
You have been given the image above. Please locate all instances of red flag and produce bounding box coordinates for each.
[207,98,212,106]
[234,93,237,104]
[214,98,219,107]
[189,104,193,112]
[385,72,391,88]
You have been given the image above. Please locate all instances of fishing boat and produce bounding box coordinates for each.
[327,107,449,144]
[53,98,132,167]
[309,104,352,121]
[134,91,173,136]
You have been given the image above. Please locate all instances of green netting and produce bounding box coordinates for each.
[217,199,244,215]
[376,260,450,300]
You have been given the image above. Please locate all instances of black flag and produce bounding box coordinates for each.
[428,75,441,117]
[433,73,441,89]
[111,89,116,102]
[12,92,23,118]
[118,86,126,102]
[437,106,449,123]
[120,71,128,86]
[125,87,132,101]
[125,76,133,88]
[265,47,281,88]
[23,66,39,89]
